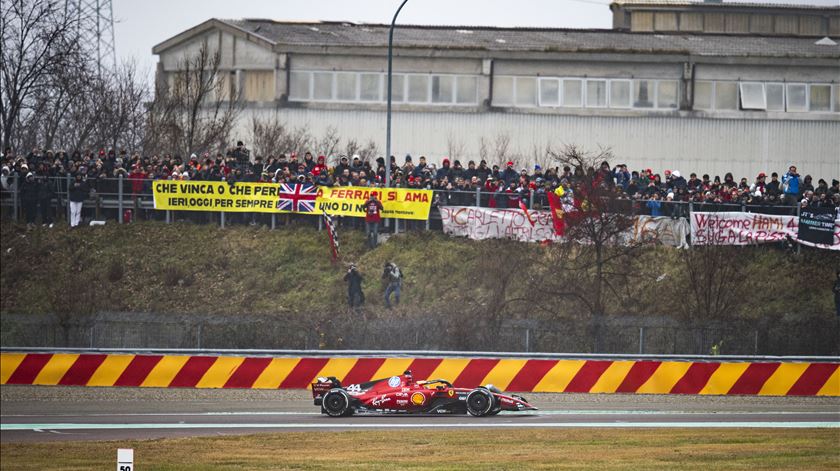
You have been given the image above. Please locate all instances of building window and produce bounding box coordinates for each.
[289,71,311,100]
[809,84,831,112]
[390,74,405,102]
[456,76,477,104]
[766,83,785,111]
[657,80,678,109]
[563,79,583,107]
[539,78,560,106]
[359,73,381,101]
[407,75,429,103]
[515,77,537,106]
[431,75,454,103]
[739,82,766,110]
[786,84,807,112]
[586,79,607,108]
[243,70,275,102]
[715,82,738,110]
[833,84,840,112]
[313,72,333,100]
[633,80,655,108]
[694,81,713,110]
[493,76,513,106]
[609,80,631,108]
[335,73,357,101]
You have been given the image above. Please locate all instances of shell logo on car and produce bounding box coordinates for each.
[410,392,425,405]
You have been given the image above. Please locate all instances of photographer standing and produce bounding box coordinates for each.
[382,262,404,309]
[344,264,364,309]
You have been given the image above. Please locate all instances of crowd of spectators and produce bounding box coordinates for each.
[2,142,839,227]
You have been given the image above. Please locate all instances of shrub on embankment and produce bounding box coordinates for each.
[0,221,837,353]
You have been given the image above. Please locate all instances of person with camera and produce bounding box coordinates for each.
[344,264,364,309]
[382,262,404,309]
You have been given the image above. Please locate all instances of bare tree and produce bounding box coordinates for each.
[344,138,378,163]
[679,242,749,320]
[492,134,511,163]
[145,43,240,156]
[250,113,286,157]
[446,133,466,161]
[535,145,645,351]
[1,0,80,151]
[316,126,340,160]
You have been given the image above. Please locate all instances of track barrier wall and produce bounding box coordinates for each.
[1,351,838,396]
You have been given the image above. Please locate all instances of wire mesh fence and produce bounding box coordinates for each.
[2,312,836,356]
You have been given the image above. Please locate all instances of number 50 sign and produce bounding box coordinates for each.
[117,448,133,471]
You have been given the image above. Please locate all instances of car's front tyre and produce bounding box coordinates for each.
[466,388,495,417]
[322,389,353,417]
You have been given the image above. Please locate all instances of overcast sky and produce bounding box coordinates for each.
[113,0,840,83]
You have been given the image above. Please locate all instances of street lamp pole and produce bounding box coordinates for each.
[386,0,409,192]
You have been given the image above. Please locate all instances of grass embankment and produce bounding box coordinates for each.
[0,221,836,318]
[1,429,838,470]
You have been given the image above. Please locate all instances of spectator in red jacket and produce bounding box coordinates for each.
[364,193,384,249]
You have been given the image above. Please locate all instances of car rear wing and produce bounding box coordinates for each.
[311,376,341,405]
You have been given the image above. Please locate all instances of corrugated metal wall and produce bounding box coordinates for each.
[239,108,840,180]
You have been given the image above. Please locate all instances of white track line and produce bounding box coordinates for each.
[3,410,837,418]
[2,422,837,431]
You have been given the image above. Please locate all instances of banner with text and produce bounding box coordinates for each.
[153,181,317,213]
[439,206,560,242]
[691,211,840,250]
[315,187,432,220]
[152,182,431,219]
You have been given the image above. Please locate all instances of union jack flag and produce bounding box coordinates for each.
[278,183,317,213]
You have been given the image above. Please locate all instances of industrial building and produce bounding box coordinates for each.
[152,0,840,179]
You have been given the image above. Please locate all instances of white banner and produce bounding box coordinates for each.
[632,216,690,248]
[439,206,559,242]
[690,211,840,250]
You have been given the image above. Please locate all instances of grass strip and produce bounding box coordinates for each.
[2,428,838,470]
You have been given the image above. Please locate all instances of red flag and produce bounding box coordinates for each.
[547,190,565,236]
[518,199,535,227]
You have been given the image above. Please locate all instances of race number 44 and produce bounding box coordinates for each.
[117,448,134,471]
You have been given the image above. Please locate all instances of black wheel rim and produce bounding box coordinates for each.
[326,394,346,412]
[469,393,488,412]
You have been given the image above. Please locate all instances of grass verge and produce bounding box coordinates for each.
[1,428,838,470]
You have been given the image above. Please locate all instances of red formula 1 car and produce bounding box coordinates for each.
[311,370,537,417]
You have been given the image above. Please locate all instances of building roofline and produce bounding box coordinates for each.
[152,18,277,55]
[610,0,840,11]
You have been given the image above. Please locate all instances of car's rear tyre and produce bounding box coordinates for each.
[466,388,495,417]
[322,390,352,417]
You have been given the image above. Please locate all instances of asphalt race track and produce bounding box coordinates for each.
[1,386,838,443]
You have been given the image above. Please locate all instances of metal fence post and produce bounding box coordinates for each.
[166,210,171,224]
[271,213,276,230]
[529,190,534,209]
[795,203,801,254]
[11,175,19,221]
[118,175,124,224]
[220,211,225,229]
[318,215,323,231]
[524,328,530,353]
[65,173,72,223]
[475,188,480,207]
[639,326,645,354]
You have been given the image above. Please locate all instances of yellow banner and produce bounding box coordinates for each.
[315,187,432,220]
[152,180,315,213]
[152,181,432,219]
